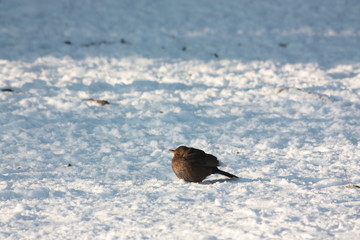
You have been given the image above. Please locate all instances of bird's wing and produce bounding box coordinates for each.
[204,153,220,167]
[185,148,220,167]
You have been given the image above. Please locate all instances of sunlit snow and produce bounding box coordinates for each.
[1,0,359,239]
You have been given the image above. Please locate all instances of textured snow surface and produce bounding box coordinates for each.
[1,0,360,239]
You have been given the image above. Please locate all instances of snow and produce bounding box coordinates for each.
[1,0,360,239]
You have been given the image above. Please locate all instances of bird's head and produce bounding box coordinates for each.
[168,146,190,157]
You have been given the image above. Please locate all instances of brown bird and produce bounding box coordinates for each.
[169,146,238,183]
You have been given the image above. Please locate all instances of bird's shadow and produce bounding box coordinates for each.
[201,177,270,185]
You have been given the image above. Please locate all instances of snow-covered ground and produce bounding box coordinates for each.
[1,0,360,239]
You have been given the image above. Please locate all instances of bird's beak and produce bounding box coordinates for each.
[168,149,175,153]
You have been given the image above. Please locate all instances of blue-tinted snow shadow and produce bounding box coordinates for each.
[1,0,359,68]
[202,177,270,185]
[201,178,239,184]
[7,33,360,68]
[69,80,209,94]
[238,177,271,183]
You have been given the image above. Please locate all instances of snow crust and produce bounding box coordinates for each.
[1,0,359,239]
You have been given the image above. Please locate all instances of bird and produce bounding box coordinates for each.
[169,146,238,183]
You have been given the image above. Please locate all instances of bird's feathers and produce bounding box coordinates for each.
[183,147,220,167]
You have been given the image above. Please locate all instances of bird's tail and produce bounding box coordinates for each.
[214,168,239,179]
